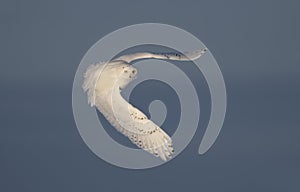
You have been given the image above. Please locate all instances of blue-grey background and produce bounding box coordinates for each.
[1,0,299,191]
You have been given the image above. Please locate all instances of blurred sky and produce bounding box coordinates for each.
[0,0,299,192]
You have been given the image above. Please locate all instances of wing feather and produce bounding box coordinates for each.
[94,91,174,161]
[114,48,207,63]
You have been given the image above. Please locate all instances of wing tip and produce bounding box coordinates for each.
[184,47,208,60]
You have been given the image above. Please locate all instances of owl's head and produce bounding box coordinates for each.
[114,63,138,89]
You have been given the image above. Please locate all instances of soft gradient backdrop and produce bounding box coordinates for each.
[1,0,299,191]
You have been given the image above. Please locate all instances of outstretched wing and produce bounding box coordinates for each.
[124,104,174,161]
[117,103,174,161]
[103,90,174,161]
[114,48,207,63]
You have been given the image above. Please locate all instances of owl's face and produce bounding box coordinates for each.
[121,65,137,79]
[115,64,138,89]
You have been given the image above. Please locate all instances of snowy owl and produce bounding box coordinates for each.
[82,48,207,161]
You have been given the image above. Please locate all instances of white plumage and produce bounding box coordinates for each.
[82,48,207,161]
